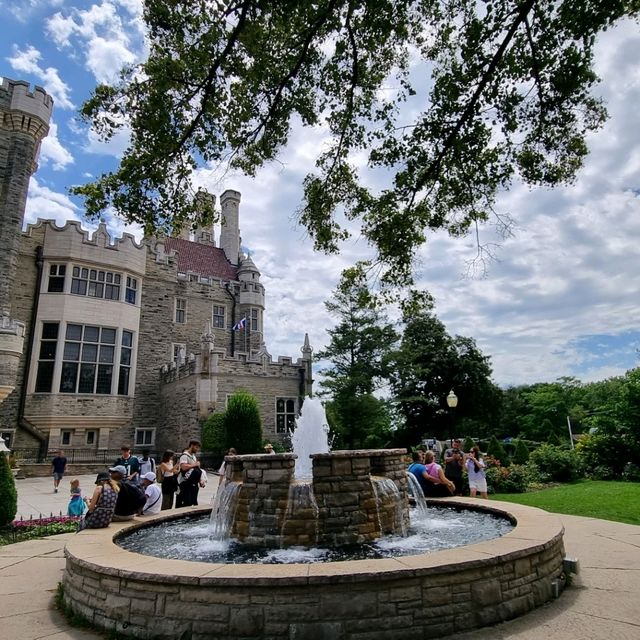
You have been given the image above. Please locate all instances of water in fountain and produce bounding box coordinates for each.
[291,396,330,479]
[405,472,429,519]
[209,481,241,540]
[119,506,513,563]
[372,477,407,537]
[280,482,320,546]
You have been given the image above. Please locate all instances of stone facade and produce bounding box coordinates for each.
[0,78,52,417]
[0,77,313,456]
[62,499,567,640]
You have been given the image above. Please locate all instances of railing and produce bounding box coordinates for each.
[11,448,223,470]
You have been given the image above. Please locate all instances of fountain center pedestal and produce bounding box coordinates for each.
[220,448,409,548]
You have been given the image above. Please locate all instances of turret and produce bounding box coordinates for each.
[219,189,241,265]
[194,191,216,246]
[0,78,53,404]
[0,78,53,316]
[301,333,313,396]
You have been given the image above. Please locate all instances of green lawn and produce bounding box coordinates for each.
[492,480,640,526]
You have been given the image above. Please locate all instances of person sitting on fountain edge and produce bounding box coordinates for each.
[407,451,431,496]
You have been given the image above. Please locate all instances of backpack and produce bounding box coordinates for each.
[116,481,146,515]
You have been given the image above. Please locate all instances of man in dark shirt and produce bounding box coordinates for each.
[51,450,67,493]
[444,439,465,495]
[113,445,141,483]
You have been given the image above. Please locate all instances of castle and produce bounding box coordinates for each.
[0,77,313,455]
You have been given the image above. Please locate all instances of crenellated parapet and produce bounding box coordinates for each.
[24,219,146,275]
[1,78,54,172]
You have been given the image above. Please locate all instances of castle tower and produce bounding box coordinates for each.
[219,189,241,265]
[194,190,216,246]
[0,78,53,403]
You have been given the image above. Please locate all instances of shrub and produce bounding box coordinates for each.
[512,439,530,465]
[622,462,640,482]
[224,390,263,454]
[487,436,507,465]
[201,412,227,452]
[529,444,581,482]
[484,457,529,493]
[462,436,475,452]
[576,432,625,478]
[0,453,17,527]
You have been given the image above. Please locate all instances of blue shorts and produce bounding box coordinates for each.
[53,472,64,481]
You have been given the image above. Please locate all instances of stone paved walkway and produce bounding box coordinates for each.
[2,475,639,639]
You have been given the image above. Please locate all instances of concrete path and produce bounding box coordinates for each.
[3,476,639,639]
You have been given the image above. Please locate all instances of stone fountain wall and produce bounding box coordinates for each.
[63,500,567,640]
[312,449,409,546]
[223,449,409,548]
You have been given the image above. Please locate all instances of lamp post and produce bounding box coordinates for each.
[446,389,458,446]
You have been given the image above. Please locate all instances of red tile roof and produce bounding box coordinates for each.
[164,238,238,280]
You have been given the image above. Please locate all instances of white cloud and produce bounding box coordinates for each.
[6,44,74,109]
[24,178,81,227]
[40,120,74,170]
[46,1,145,84]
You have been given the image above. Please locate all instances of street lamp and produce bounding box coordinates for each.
[446,390,458,445]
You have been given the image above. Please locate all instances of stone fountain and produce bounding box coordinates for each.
[62,396,568,639]
[214,397,409,547]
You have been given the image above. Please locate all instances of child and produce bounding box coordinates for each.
[67,478,88,516]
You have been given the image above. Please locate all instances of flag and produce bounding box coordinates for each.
[232,317,247,331]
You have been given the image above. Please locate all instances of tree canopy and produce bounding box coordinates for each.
[72,0,640,290]
[387,300,499,445]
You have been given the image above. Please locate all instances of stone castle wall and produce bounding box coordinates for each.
[0,226,43,447]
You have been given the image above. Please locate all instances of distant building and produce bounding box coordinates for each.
[0,78,312,454]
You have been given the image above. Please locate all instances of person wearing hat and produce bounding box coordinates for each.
[78,471,119,531]
[140,472,162,515]
[264,443,275,455]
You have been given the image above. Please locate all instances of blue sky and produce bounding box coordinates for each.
[2,1,640,388]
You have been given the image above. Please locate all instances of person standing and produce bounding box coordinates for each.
[139,449,156,477]
[444,438,465,495]
[51,450,67,493]
[465,446,488,499]
[177,440,202,507]
[113,445,141,483]
[158,450,179,510]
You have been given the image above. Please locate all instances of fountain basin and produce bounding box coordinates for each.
[63,499,565,639]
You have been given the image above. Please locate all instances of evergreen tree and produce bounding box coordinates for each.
[0,453,17,527]
[224,391,262,454]
[512,439,530,465]
[487,436,507,465]
[317,270,397,448]
[462,437,476,453]
[201,412,227,453]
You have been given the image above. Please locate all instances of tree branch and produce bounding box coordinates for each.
[411,0,537,200]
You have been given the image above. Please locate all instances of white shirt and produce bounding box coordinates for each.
[178,450,197,484]
[143,483,162,514]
